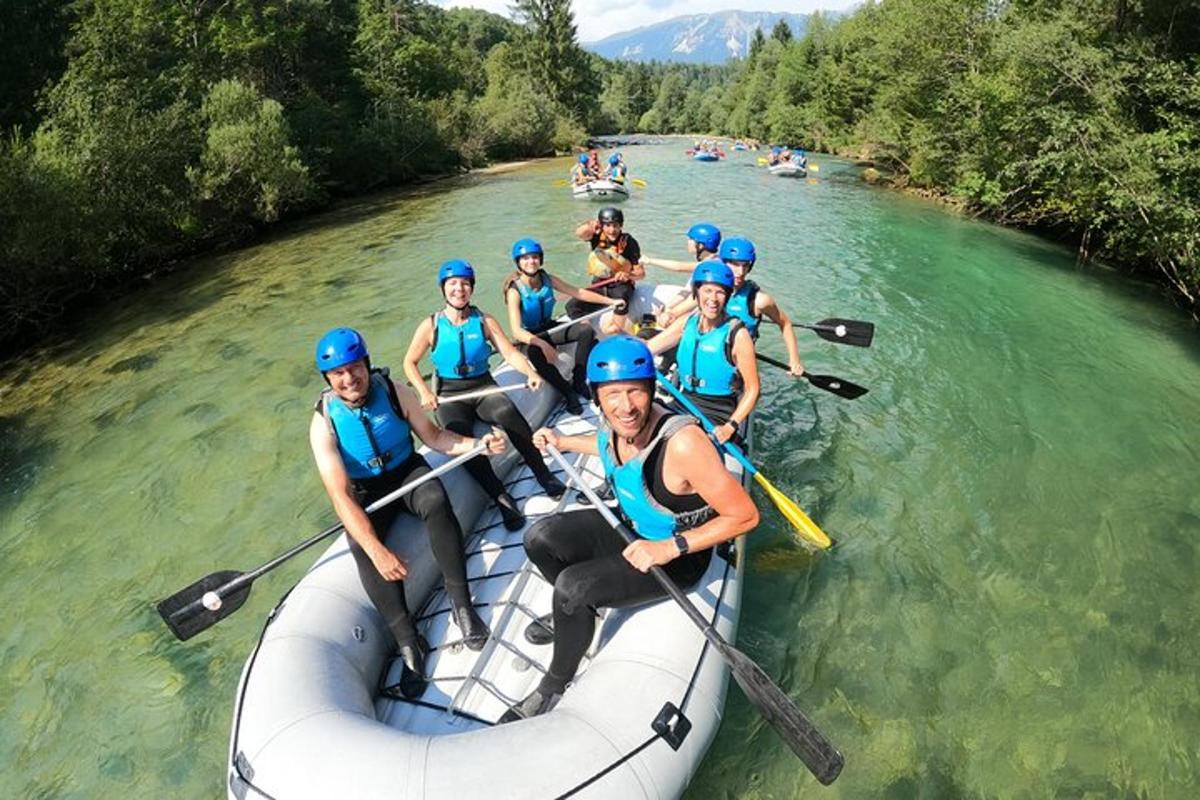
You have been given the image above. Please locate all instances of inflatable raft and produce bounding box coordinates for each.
[768,161,807,178]
[227,284,750,800]
[572,179,630,201]
[691,151,719,162]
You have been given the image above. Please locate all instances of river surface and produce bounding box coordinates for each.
[2,142,1198,799]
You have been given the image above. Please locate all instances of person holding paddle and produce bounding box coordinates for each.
[646,260,761,445]
[657,236,807,378]
[499,336,759,722]
[503,238,622,414]
[404,259,567,533]
[568,206,643,333]
[311,328,503,699]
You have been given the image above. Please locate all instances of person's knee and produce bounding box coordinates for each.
[524,518,558,558]
[410,480,450,518]
[553,565,596,616]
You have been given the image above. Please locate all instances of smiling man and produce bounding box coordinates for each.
[500,335,758,722]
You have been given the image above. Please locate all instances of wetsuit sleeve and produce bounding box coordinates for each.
[623,234,642,265]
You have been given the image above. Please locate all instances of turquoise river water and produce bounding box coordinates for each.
[1,142,1198,799]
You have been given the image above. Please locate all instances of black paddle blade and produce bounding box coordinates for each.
[806,372,869,400]
[719,640,845,785]
[156,570,251,641]
[808,318,874,348]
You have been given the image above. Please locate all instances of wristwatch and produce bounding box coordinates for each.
[672,534,689,556]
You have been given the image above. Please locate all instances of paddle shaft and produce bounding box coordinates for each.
[163,442,487,627]
[437,383,523,405]
[542,303,613,336]
[546,445,844,783]
[755,353,869,400]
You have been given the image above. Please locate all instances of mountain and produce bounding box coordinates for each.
[583,10,817,64]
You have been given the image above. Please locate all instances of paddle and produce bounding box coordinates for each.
[797,317,875,348]
[755,354,869,400]
[156,442,488,641]
[546,445,844,784]
[553,178,570,187]
[437,383,524,405]
[631,178,647,188]
[655,374,833,550]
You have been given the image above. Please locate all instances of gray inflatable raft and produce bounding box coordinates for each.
[227,285,749,799]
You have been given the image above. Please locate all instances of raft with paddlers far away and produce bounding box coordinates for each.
[768,161,807,178]
[572,179,630,201]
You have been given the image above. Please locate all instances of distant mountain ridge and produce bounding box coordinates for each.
[583,10,817,64]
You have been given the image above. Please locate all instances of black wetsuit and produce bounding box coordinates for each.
[522,415,714,695]
[350,453,471,648]
[435,374,556,496]
[519,320,596,397]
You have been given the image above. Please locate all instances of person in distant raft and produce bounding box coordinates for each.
[568,206,644,333]
[570,154,591,186]
[606,152,627,183]
[404,260,567,533]
[499,336,759,722]
[646,260,761,444]
[503,237,623,414]
[311,328,503,699]
[656,236,806,377]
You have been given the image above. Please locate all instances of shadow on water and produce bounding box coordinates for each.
[0,415,57,525]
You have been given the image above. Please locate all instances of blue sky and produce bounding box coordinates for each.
[435,1,862,43]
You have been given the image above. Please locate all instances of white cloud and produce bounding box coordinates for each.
[436,1,861,43]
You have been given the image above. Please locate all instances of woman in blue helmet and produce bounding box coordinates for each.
[403,259,567,531]
[311,327,505,698]
[498,336,759,722]
[503,237,622,414]
[646,259,761,444]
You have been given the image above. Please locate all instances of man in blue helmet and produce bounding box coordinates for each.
[499,336,759,722]
[646,260,761,444]
[605,152,627,183]
[310,328,505,699]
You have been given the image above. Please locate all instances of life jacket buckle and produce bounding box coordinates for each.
[367,452,391,470]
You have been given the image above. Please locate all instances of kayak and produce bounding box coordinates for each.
[227,282,750,799]
[768,161,807,178]
[572,179,630,200]
[692,152,720,162]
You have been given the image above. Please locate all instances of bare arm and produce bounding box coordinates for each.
[642,256,695,273]
[531,426,600,457]
[309,413,407,580]
[402,317,437,407]
[393,380,505,456]
[483,313,541,386]
[575,220,599,241]
[548,273,619,307]
[658,295,696,326]
[645,314,688,355]
[756,290,805,375]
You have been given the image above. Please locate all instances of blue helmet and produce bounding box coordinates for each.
[719,236,757,266]
[578,154,589,164]
[315,327,369,373]
[686,222,721,253]
[691,259,735,293]
[511,238,544,263]
[437,258,475,287]
[587,336,656,393]
[608,154,620,165]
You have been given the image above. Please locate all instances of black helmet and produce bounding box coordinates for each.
[598,207,624,225]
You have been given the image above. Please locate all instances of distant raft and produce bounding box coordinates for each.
[768,161,807,178]
[572,179,631,200]
[226,282,752,800]
[691,151,720,162]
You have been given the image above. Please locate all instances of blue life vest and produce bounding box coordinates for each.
[318,370,414,480]
[513,271,556,332]
[676,314,742,397]
[597,414,713,541]
[430,308,491,379]
[725,281,761,339]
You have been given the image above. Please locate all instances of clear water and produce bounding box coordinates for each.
[1,144,1197,799]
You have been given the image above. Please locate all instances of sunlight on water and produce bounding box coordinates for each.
[1,144,1197,798]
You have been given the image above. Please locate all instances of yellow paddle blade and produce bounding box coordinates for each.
[756,157,768,166]
[753,472,833,550]
[632,178,647,188]
[809,163,820,172]
[552,178,570,187]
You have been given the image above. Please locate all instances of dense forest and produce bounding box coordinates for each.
[2,0,1197,354]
